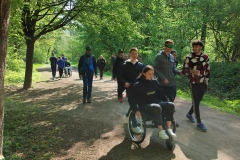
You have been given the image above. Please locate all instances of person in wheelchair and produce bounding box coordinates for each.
[64,58,72,77]
[130,65,176,140]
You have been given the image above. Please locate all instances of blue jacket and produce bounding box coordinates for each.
[78,54,97,75]
[57,59,65,68]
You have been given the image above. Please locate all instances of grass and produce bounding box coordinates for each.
[177,90,240,116]
[3,98,58,159]
[4,64,48,86]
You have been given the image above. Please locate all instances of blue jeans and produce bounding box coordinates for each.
[82,75,93,100]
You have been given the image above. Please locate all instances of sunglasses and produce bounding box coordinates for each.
[167,44,174,48]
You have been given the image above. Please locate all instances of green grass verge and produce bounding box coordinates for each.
[3,98,56,159]
[5,64,48,86]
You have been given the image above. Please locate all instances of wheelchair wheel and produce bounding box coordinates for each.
[166,139,175,151]
[162,117,176,151]
[127,110,146,144]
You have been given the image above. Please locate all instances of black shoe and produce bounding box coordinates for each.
[83,99,86,103]
[87,99,92,103]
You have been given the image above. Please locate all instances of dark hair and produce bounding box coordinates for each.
[164,39,174,46]
[171,50,177,54]
[118,50,124,55]
[192,40,204,47]
[137,65,154,80]
[129,47,138,53]
[86,46,92,50]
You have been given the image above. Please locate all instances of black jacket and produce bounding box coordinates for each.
[97,58,106,69]
[112,57,125,78]
[130,78,167,112]
[119,60,145,85]
[65,61,71,67]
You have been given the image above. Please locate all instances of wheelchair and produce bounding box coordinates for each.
[127,109,177,151]
[63,67,72,78]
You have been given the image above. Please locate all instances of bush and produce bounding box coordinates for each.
[176,62,240,100]
[208,62,240,100]
[6,58,25,72]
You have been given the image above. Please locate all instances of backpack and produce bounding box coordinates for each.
[81,55,94,72]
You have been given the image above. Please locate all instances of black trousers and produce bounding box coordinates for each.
[188,83,207,123]
[117,76,125,98]
[140,102,175,125]
[160,85,176,102]
[58,68,63,78]
[51,65,56,78]
[99,68,104,78]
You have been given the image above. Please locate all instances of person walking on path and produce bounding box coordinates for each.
[110,54,116,80]
[119,47,145,134]
[182,40,210,132]
[154,39,182,102]
[97,55,106,80]
[49,53,57,80]
[113,50,125,102]
[78,46,98,103]
[57,56,65,79]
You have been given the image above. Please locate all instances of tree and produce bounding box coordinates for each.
[0,0,11,159]
[18,0,101,89]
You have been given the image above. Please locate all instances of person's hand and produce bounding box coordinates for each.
[79,74,82,79]
[191,70,200,75]
[125,82,130,88]
[163,79,169,84]
[135,111,141,119]
[95,75,97,79]
[114,78,117,81]
[179,71,184,76]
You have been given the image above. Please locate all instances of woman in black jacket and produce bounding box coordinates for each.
[97,55,106,80]
[131,65,176,139]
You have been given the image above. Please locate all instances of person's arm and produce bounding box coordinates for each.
[155,81,168,101]
[78,56,83,75]
[153,55,166,82]
[93,56,97,75]
[119,63,128,85]
[112,60,117,79]
[130,83,141,113]
[103,59,106,68]
[204,54,210,85]
[181,56,191,75]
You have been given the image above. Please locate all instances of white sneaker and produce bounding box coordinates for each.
[132,126,143,134]
[159,130,169,140]
[167,129,177,138]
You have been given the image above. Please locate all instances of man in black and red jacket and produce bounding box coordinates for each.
[182,40,210,132]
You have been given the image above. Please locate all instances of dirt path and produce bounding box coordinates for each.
[5,67,240,160]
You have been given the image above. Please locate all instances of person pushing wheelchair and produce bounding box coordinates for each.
[130,65,176,139]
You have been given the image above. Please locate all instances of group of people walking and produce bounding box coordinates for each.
[52,39,210,139]
[50,54,72,80]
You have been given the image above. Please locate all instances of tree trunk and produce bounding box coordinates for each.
[23,39,35,89]
[0,0,11,159]
[200,1,209,51]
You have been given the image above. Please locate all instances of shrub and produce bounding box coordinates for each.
[6,58,25,72]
